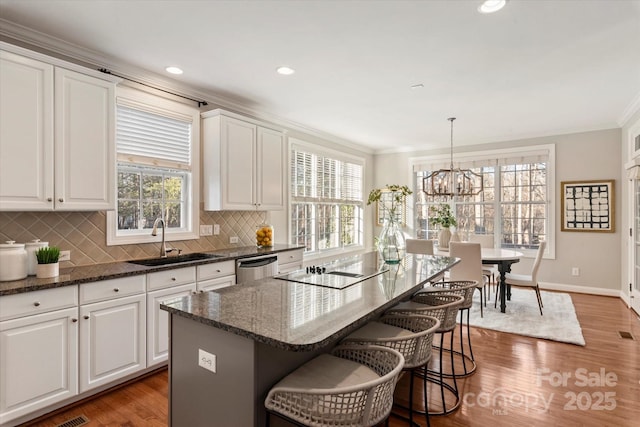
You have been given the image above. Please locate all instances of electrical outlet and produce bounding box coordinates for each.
[213,224,220,235]
[199,225,213,236]
[230,236,239,244]
[198,349,216,373]
[59,250,71,261]
[571,267,580,276]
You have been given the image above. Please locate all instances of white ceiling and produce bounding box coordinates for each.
[1,0,639,153]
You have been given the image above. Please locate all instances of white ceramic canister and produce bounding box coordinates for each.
[25,239,49,276]
[0,241,28,281]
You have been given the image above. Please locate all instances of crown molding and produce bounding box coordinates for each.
[0,18,374,155]
[618,90,640,127]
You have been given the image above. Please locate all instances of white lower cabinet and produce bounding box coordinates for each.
[197,260,236,292]
[79,291,146,393]
[277,249,304,274]
[0,307,78,425]
[146,283,196,367]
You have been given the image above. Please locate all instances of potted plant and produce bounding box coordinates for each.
[429,203,458,249]
[368,184,412,263]
[35,246,60,278]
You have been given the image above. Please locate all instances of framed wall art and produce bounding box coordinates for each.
[561,180,615,232]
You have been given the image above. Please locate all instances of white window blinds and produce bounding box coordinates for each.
[116,105,192,170]
[291,147,363,202]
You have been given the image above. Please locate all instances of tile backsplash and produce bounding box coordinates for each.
[0,210,265,267]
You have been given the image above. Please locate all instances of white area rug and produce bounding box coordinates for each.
[468,288,586,346]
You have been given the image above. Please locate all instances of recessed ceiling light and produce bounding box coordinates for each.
[276,66,295,75]
[478,0,507,14]
[165,66,183,75]
[411,83,424,89]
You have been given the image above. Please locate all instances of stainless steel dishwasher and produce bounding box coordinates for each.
[235,254,279,283]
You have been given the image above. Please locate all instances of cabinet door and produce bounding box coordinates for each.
[147,283,196,366]
[0,307,78,424]
[221,116,256,209]
[256,127,285,210]
[55,68,115,210]
[0,51,54,211]
[79,294,146,392]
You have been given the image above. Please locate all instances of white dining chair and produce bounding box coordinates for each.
[406,238,434,255]
[500,241,547,315]
[449,242,487,317]
[448,242,487,377]
[468,234,498,298]
[406,238,443,283]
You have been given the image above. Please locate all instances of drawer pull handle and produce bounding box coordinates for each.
[84,315,90,320]
[33,302,41,307]
[216,269,221,273]
[47,197,52,202]
[72,318,78,323]
[114,288,120,292]
[58,198,64,203]
[171,277,176,281]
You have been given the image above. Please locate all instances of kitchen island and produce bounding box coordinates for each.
[161,251,457,427]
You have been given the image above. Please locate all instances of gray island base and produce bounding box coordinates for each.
[162,251,458,427]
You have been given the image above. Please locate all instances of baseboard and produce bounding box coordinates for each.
[619,291,632,308]
[538,281,621,298]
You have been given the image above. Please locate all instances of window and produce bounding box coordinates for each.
[413,145,555,257]
[290,140,364,255]
[107,87,199,245]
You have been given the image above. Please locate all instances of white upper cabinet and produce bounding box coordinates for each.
[0,45,116,211]
[54,68,115,210]
[0,50,54,211]
[202,109,285,211]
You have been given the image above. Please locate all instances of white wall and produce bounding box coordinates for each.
[372,128,622,293]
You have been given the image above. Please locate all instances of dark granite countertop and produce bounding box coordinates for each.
[161,251,458,351]
[0,244,303,296]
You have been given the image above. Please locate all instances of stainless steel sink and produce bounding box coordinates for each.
[128,252,224,266]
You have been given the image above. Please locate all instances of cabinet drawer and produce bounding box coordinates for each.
[277,249,303,266]
[0,286,78,321]
[80,275,146,304]
[147,267,196,291]
[197,260,235,281]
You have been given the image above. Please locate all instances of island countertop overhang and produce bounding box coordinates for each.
[161,251,458,352]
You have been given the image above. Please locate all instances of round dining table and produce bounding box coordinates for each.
[436,247,523,313]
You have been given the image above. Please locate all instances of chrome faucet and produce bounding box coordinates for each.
[151,218,169,258]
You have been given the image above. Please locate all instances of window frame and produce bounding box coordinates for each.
[106,86,200,246]
[410,144,555,259]
[289,138,365,258]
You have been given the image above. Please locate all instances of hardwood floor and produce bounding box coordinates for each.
[23,293,639,427]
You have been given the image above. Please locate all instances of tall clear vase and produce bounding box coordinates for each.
[378,216,406,264]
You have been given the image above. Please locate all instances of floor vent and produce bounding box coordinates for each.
[55,415,89,427]
[618,331,635,340]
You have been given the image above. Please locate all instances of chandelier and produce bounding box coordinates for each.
[423,117,483,198]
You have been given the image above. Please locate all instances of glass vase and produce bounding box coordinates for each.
[378,216,405,264]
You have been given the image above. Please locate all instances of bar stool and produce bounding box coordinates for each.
[341,313,440,427]
[417,280,479,377]
[388,293,465,416]
[264,344,404,427]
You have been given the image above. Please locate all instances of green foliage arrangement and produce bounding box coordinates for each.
[367,184,412,220]
[35,246,60,264]
[367,184,412,205]
[428,203,457,228]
